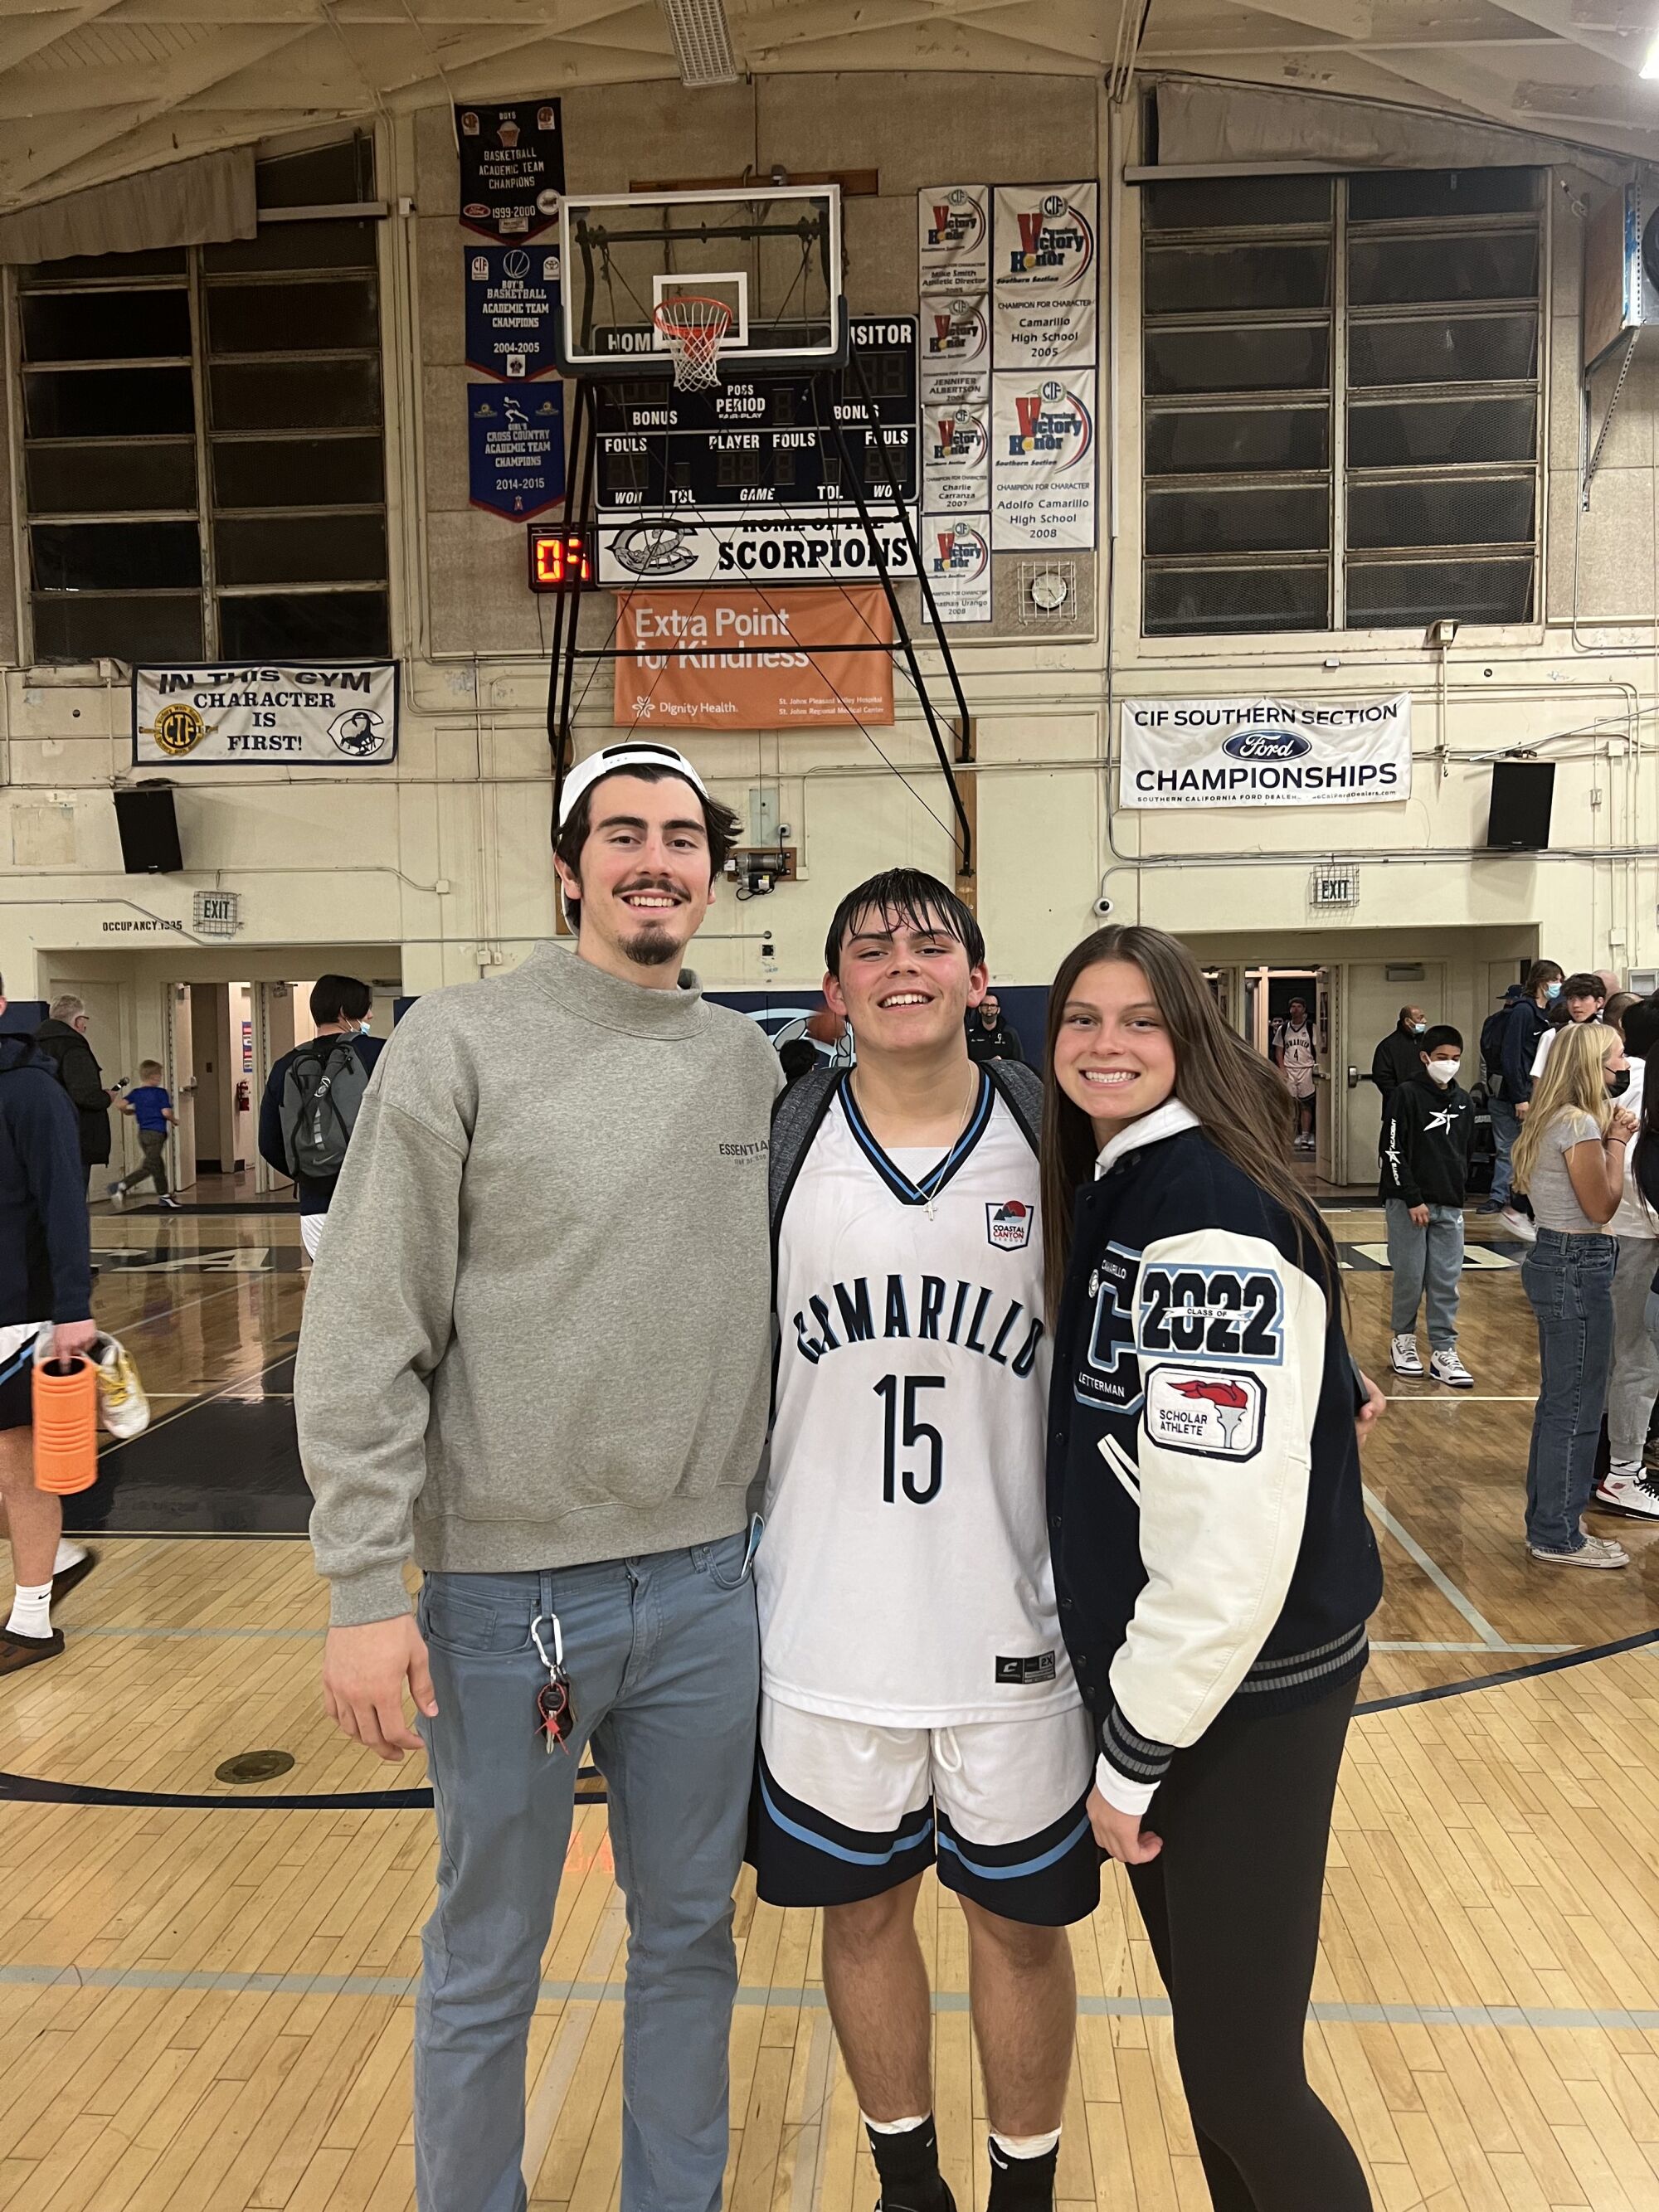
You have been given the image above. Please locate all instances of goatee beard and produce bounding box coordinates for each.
[621,924,678,967]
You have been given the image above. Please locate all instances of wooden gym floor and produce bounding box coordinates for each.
[4,1196,1659,2212]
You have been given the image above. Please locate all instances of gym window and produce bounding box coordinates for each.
[17,133,389,665]
[1141,168,1542,637]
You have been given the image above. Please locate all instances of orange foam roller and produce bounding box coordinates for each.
[32,1354,98,1495]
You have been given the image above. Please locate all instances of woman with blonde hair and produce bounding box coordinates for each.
[1511,1018,1638,1565]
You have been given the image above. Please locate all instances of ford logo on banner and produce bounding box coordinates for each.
[1222,729,1311,761]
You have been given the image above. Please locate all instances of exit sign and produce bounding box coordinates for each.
[1309,868,1359,908]
[192,890,241,937]
[528,527,593,592]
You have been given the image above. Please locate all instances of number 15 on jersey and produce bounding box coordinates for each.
[875,1373,945,1505]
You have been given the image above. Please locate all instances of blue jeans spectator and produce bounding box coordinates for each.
[1521,1229,1616,1553]
[413,1534,759,2212]
[1488,1097,1520,1208]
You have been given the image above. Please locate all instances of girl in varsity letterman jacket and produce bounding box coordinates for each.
[1041,925,1383,2212]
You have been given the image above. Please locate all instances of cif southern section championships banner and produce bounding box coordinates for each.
[615,587,893,732]
[1119,696,1412,809]
[134,664,398,765]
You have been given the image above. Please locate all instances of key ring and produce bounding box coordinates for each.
[530,1612,563,1672]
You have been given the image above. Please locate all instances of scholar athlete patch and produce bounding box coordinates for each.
[986,1198,1033,1250]
[1142,1365,1265,1460]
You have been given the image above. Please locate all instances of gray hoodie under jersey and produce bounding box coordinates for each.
[295,942,782,1626]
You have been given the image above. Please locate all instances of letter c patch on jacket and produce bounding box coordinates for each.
[1142,1366,1266,1461]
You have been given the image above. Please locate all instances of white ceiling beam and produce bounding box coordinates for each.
[1224,0,1374,43]
[0,0,129,75]
[1476,0,1637,69]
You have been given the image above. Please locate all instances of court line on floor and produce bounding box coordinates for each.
[5,1630,1656,1807]
[0,1962,1653,2033]
[1361,1483,1507,1650]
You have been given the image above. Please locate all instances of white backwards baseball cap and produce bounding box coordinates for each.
[557,741,709,828]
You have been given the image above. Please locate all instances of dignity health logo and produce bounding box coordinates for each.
[1009,382,1093,465]
[1008,193,1095,285]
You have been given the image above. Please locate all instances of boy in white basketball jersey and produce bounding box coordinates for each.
[755,872,1096,2212]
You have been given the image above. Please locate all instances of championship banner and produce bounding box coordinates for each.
[1118,696,1413,809]
[919,185,990,295]
[133,664,399,766]
[456,100,564,241]
[992,183,1098,370]
[990,369,1097,549]
[614,587,893,731]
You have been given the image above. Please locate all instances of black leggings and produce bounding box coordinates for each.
[1126,1679,1371,2212]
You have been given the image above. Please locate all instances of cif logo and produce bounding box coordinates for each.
[927,188,986,252]
[1010,192,1096,284]
[1221,729,1311,761]
[928,299,987,360]
[932,522,989,580]
[152,702,206,757]
[1010,382,1093,465]
[932,408,988,466]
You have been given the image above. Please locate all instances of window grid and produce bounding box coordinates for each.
[13,146,388,666]
[1141,172,1544,639]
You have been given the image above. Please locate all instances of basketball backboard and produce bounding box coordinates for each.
[557,186,845,376]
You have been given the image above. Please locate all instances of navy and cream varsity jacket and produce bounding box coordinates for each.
[1047,1101,1383,1815]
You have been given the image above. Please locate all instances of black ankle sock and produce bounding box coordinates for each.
[865,2117,947,2212]
[986,2139,1058,2212]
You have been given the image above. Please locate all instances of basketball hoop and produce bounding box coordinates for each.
[654,294,732,391]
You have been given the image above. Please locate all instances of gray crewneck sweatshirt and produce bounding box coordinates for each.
[295,941,782,1626]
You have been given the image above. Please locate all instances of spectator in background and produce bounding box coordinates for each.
[259,976,383,1261]
[1604,991,1641,1038]
[777,1038,819,1088]
[1369,1004,1428,1127]
[1593,995,1659,1523]
[966,988,1025,1065]
[1495,960,1564,1242]
[1380,1024,1475,1388]
[0,971,98,1675]
[108,1061,180,1211]
[1273,994,1318,1151]
[33,994,114,1190]
[1530,973,1607,1091]
[1511,1021,1635,1568]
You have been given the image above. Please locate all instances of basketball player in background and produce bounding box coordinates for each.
[756,869,1097,2212]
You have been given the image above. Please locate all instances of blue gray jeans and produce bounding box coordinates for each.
[1384,1198,1463,1348]
[1488,1098,1520,1208]
[1521,1228,1617,1553]
[414,1533,760,2212]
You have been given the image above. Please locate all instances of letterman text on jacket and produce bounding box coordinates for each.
[1046,1101,1384,1814]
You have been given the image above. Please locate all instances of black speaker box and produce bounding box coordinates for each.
[1486,761,1554,852]
[114,784,182,873]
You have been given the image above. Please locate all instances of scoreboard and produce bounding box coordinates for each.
[593,318,917,518]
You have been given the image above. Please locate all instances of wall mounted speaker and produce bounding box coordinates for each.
[114,784,182,873]
[1486,761,1554,852]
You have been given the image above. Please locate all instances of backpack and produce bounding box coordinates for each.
[279,1038,370,1181]
[1480,1000,1516,1089]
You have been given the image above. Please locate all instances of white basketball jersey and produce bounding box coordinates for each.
[759,1077,1078,1728]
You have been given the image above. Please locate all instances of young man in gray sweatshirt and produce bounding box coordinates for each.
[297,741,781,2212]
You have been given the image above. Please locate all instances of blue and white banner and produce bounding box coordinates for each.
[1118,695,1413,809]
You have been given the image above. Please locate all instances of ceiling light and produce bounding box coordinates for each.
[659,0,740,85]
[1643,30,1659,76]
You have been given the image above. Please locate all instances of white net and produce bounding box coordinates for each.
[653,294,732,391]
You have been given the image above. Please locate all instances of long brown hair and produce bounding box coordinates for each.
[1040,926,1335,1317]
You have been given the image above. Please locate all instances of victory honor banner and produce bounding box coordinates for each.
[1119,696,1413,809]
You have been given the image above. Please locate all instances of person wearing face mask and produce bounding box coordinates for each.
[259,974,384,1261]
[1367,1004,1428,1128]
[1379,1027,1474,1388]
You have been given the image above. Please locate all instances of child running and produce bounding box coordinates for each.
[108,1060,180,1209]
[1042,923,1383,2212]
